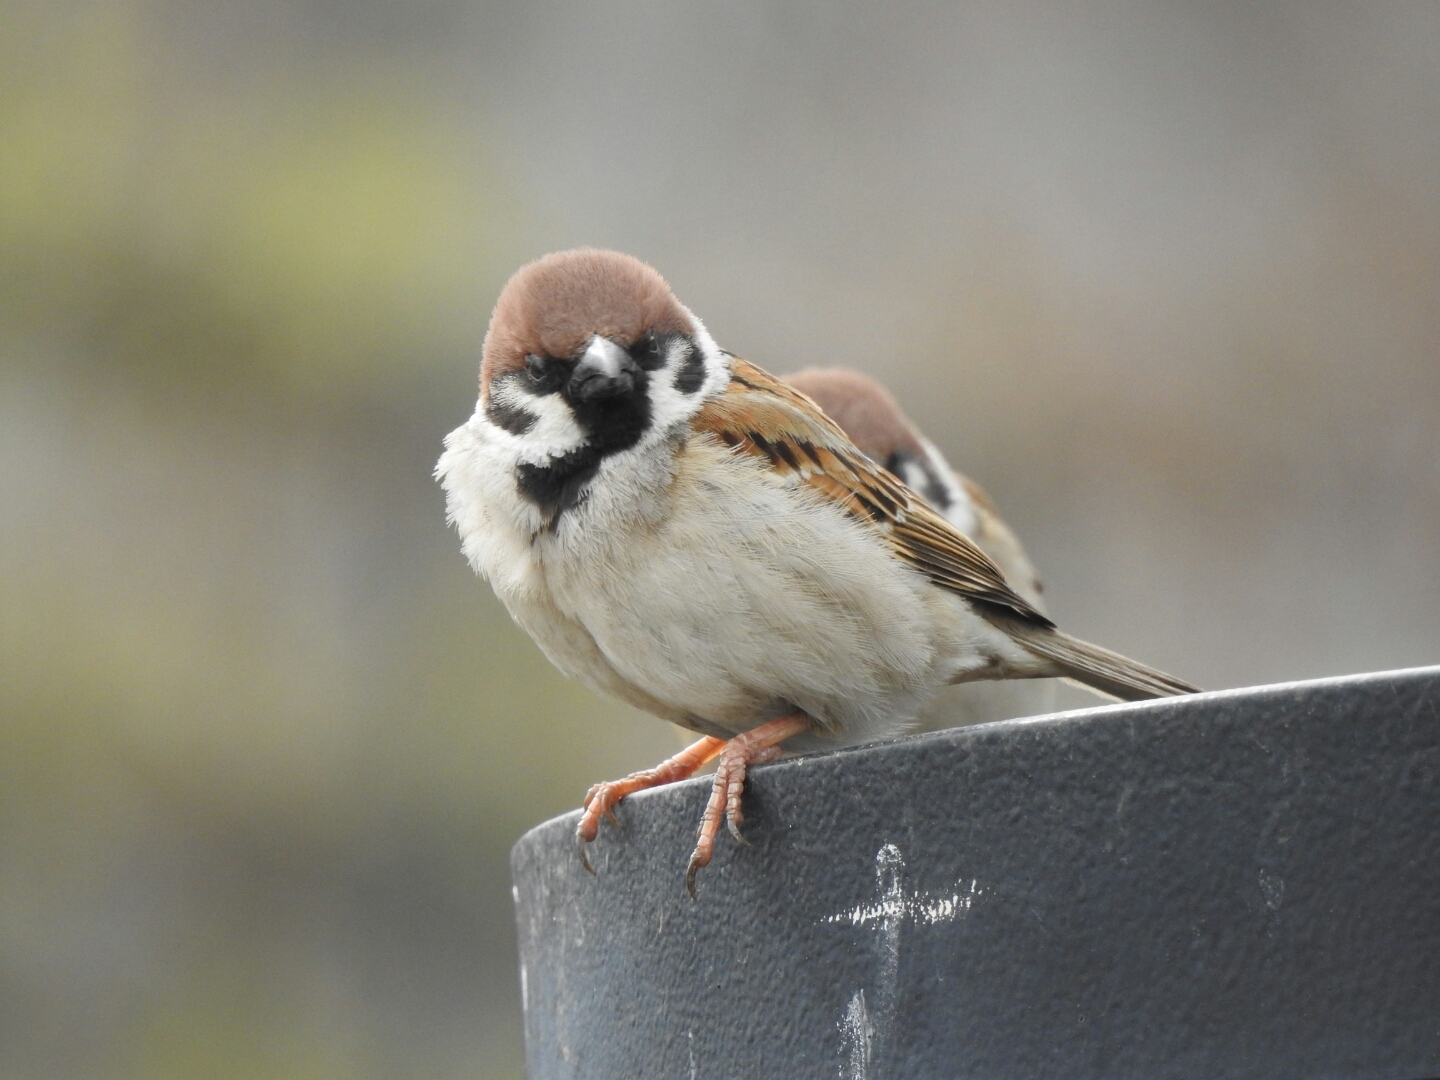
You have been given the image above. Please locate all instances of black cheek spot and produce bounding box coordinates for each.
[673,344,706,394]
[915,459,953,511]
[886,450,951,511]
[486,395,538,436]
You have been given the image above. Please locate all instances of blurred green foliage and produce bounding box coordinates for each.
[0,2,498,396]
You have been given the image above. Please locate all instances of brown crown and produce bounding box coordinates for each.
[480,249,695,398]
[784,368,925,464]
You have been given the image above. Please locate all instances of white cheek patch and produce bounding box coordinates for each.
[644,318,731,439]
[646,340,700,433]
[486,378,587,463]
[435,412,549,588]
[913,438,979,537]
[688,319,733,398]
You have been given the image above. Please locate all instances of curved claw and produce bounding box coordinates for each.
[572,735,730,880]
[685,855,702,900]
[681,713,810,895]
[576,832,596,875]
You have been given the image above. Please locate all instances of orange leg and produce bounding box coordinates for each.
[576,734,726,873]
[685,712,810,899]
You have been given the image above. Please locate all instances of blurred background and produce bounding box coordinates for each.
[2,1,1438,1076]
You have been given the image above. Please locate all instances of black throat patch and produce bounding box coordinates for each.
[515,370,654,526]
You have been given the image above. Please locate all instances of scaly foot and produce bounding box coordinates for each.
[576,735,726,873]
[685,712,810,899]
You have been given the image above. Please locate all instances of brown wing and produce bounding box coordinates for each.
[693,360,1053,627]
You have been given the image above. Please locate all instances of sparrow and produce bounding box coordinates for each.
[436,248,1199,897]
[783,368,1056,729]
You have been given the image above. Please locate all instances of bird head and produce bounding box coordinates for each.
[476,248,726,518]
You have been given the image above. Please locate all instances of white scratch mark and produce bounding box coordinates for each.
[828,844,984,1075]
[824,848,983,928]
[873,845,903,1047]
[838,989,872,1079]
[1258,868,1285,910]
[519,963,528,1014]
[687,1029,697,1080]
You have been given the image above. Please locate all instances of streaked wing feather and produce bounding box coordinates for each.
[694,360,1053,627]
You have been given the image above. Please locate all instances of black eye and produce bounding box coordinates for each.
[523,354,560,392]
[630,332,668,371]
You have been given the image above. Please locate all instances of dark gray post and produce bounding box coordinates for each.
[511,667,1440,1080]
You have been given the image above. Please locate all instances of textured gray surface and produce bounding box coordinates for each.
[511,667,1440,1080]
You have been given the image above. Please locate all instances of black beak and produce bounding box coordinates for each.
[568,336,641,403]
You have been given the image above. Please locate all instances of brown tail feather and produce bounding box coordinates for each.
[995,619,1201,702]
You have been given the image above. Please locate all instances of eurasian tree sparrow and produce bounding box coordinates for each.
[437,249,1199,896]
[784,368,1056,729]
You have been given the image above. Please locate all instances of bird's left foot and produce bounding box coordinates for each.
[685,712,809,899]
[576,735,726,873]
